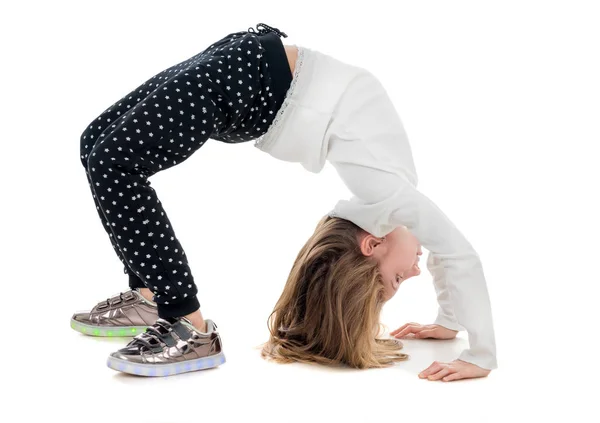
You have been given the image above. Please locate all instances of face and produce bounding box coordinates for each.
[359,225,422,302]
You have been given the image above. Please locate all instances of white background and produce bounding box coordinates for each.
[1,1,598,422]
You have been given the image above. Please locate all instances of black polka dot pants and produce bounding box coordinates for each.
[79,24,292,319]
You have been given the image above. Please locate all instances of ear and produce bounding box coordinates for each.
[359,234,385,257]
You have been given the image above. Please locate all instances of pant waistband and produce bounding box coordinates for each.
[251,24,293,107]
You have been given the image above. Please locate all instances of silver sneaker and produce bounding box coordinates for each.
[71,288,158,337]
[106,317,225,376]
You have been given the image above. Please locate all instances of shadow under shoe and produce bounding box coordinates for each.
[106,317,225,377]
[71,288,158,337]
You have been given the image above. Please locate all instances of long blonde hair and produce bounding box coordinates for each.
[259,214,409,369]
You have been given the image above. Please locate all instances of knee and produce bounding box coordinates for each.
[80,131,93,169]
[86,142,132,178]
[80,117,119,170]
[79,121,101,169]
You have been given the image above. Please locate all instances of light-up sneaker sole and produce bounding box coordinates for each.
[106,351,227,377]
[70,318,149,337]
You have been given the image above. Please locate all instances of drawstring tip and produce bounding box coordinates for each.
[250,23,288,38]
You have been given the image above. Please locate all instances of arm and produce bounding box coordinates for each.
[388,174,497,370]
[325,71,497,370]
[327,159,498,371]
[427,250,467,333]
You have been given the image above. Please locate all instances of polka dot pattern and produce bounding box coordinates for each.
[79,29,290,317]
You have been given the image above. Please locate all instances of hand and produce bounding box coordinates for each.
[419,359,491,382]
[390,323,458,340]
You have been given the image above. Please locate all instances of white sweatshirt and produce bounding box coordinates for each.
[253,45,498,371]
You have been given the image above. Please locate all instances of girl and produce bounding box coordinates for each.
[72,23,497,381]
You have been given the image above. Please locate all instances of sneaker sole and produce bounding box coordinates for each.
[106,352,226,377]
[70,318,149,337]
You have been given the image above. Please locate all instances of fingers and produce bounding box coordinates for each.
[392,323,446,339]
[414,328,437,338]
[419,361,442,378]
[442,372,462,382]
[419,361,461,382]
[390,322,420,336]
[391,324,425,338]
[428,367,452,381]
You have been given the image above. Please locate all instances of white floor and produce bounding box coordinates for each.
[55,323,499,423]
[6,277,590,423]
[7,311,568,423]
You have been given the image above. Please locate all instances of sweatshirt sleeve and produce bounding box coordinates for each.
[327,160,498,371]
[325,71,497,370]
[427,250,467,333]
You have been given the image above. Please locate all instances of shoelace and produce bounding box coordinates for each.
[130,318,176,352]
[247,22,288,38]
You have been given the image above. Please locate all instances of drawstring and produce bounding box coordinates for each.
[247,23,288,38]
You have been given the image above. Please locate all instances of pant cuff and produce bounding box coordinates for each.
[128,272,147,290]
[157,295,200,319]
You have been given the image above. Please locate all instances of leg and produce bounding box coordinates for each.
[79,55,208,289]
[81,114,147,289]
[86,59,225,321]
